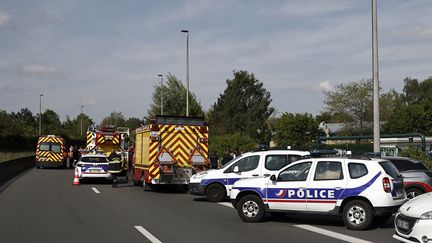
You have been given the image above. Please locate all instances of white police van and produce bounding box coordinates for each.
[189,150,310,202]
[230,155,407,230]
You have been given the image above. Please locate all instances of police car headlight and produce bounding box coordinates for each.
[420,210,432,219]
[192,171,208,179]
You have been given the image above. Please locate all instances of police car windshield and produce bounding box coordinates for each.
[220,155,243,169]
[81,157,108,163]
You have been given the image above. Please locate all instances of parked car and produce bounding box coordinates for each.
[230,156,406,230]
[393,192,432,243]
[383,156,432,199]
[75,154,112,181]
[189,149,309,202]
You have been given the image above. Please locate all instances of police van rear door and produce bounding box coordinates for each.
[306,160,347,212]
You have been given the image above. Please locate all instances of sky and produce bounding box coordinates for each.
[1,0,431,123]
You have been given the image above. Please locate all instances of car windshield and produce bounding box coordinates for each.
[220,155,243,169]
[379,161,401,178]
[81,156,108,163]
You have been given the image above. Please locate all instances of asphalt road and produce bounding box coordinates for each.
[0,167,399,243]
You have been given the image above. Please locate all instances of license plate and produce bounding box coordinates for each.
[89,169,102,173]
[396,219,409,230]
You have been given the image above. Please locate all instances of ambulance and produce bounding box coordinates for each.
[35,135,67,168]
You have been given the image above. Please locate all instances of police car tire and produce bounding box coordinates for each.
[206,184,225,202]
[406,188,423,199]
[342,200,374,230]
[237,194,265,223]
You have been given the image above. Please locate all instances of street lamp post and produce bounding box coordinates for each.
[181,29,189,116]
[80,105,84,137]
[372,0,380,153]
[158,74,163,115]
[39,94,43,136]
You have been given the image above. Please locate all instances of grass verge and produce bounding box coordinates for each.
[0,152,34,163]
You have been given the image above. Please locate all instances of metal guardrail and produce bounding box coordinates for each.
[0,156,35,189]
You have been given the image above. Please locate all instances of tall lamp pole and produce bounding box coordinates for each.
[158,74,164,115]
[39,94,43,136]
[372,0,380,154]
[80,105,84,137]
[181,29,189,116]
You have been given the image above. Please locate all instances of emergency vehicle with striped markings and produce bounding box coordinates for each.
[86,125,130,175]
[132,116,209,189]
[230,155,407,230]
[35,135,67,168]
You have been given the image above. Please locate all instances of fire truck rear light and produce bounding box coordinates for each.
[382,177,391,193]
[150,136,159,142]
[199,138,208,143]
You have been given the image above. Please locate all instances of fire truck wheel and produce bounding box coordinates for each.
[206,183,225,202]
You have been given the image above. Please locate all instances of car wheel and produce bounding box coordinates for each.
[406,188,423,199]
[236,194,265,223]
[205,184,225,202]
[342,200,374,230]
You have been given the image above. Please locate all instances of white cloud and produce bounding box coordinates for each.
[21,65,58,79]
[311,80,332,93]
[0,10,11,27]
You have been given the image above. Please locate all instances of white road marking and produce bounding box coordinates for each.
[91,187,100,194]
[134,226,162,243]
[294,224,374,243]
[217,202,234,208]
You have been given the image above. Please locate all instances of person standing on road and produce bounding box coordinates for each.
[68,145,74,168]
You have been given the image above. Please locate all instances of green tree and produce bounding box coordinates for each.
[323,79,401,135]
[148,73,204,117]
[10,108,37,137]
[41,109,62,135]
[384,76,432,136]
[62,114,94,139]
[208,70,274,143]
[272,113,320,150]
[209,133,257,157]
[99,111,126,128]
[125,117,141,132]
[0,110,22,136]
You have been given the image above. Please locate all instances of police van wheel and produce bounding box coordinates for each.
[237,195,265,223]
[342,200,374,230]
[206,184,225,202]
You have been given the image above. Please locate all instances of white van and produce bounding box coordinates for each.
[189,150,309,202]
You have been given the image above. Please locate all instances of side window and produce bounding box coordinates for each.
[227,155,259,173]
[348,163,368,179]
[278,162,311,182]
[288,155,302,163]
[314,161,343,180]
[265,155,288,171]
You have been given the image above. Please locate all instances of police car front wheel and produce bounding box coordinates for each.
[237,195,265,222]
[342,200,374,230]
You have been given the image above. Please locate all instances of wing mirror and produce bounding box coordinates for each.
[270,174,276,181]
[233,166,239,173]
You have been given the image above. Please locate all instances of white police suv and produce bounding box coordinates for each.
[189,150,310,202]
[230,156,407,230]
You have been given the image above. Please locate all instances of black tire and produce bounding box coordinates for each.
[342,200,374,230]
[236,194,265,222]
[205,183,226,202]
[406,188,423,199]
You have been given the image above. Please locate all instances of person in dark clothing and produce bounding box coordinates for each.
[108,149,122,161]
[209,154,218,169]
[222,152,233,166]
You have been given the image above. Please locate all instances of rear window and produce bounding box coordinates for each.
[387,159,428,172]
[39,143,50,151]
[51,144,61,153]
[81,157,108,163]
[379,161,401,178]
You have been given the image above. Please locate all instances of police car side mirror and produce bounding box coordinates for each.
[233,166,239,173]
[270,174,276,181]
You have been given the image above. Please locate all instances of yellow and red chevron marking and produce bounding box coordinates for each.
[36,151,63,162]
[158,125,209,166]
[97,136,105,144]
[112,135,119,144]
[38,136,64,144]
[86,132,94,145]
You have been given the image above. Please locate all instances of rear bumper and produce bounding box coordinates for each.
[36,161,63,168]
[189,183,206,196]
[80,173,112,179]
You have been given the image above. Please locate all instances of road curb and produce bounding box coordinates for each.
[0,156,35,193]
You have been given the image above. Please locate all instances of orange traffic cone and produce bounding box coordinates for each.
[73,169,80,185]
